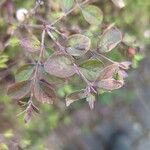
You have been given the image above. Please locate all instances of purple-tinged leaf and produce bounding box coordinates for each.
[118,70,128,78]
[66,90,86,107]
[119,61,131,70]
[7,80,31,99]
[34,79,56,104]
[96,63,119,81]
[96,79,124,90]
[20,36,40,52]
[44,53,76,78]
[98,27,122,53]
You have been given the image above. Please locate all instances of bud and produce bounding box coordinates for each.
[16,8,28,22]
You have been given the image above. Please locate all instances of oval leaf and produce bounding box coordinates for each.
[66,90,86,106]
[44,53,75,78]
[34,79,56,104]
[82,5,103,25]
[20,36,40,52]
[79,59,104,81]
[7,80,31,99]
[39,65,64,85]
[96,64,119,81]
[15,64,35,82]
[96,79,124,90]
[98,27,122,53]
[66,34,91,56]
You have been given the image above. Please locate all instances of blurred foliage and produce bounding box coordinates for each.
[0,0,149,149]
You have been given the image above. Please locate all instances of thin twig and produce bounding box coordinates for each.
[50,0,89,27]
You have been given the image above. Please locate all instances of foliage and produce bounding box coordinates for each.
[0,0,149,149]
[0,0,134,123]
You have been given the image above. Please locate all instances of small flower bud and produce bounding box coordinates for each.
[16,8,28,22]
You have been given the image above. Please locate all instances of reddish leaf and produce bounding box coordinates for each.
[44,53,75,78]
[34,79,56,104]
[119,61,131,70]
[96,79,124,90]
[96,63,119,81]
[98,27,122,53]
[20,36,40,52]
[66,90,86,106]
[7,80,31,99]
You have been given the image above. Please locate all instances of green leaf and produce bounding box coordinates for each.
[34,79,56,104]
[0,55,9,68]
[15,64,35,82]
[7,36,19,47]
[82,5,103,25]
[60,0,74,12]
[66,89,86,106]
[79,59,103,69]
[66,34,91,56]
[7,80,31,99]
[44,53,75,78]
[79,59,104,81]
[98,27,122,53]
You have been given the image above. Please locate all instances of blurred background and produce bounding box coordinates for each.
[0,0,150,149]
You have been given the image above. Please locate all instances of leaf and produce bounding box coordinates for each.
[66,90,86,106]
[112,0,125,8]
[66,34,91,56]
[39,65,64,85]
[96,64,119,81]
[7,80,31,99]
[98,27,122,53]
[60,0,74,12]
[44,53,75,78]
[79,59,104,81]
[119,61,131,70]
[86,93,95,110]
[82,5,103,25]
[34,79,56,104]
[95,79,124,90]
[20,36,40,52]
[15,64,35,82]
